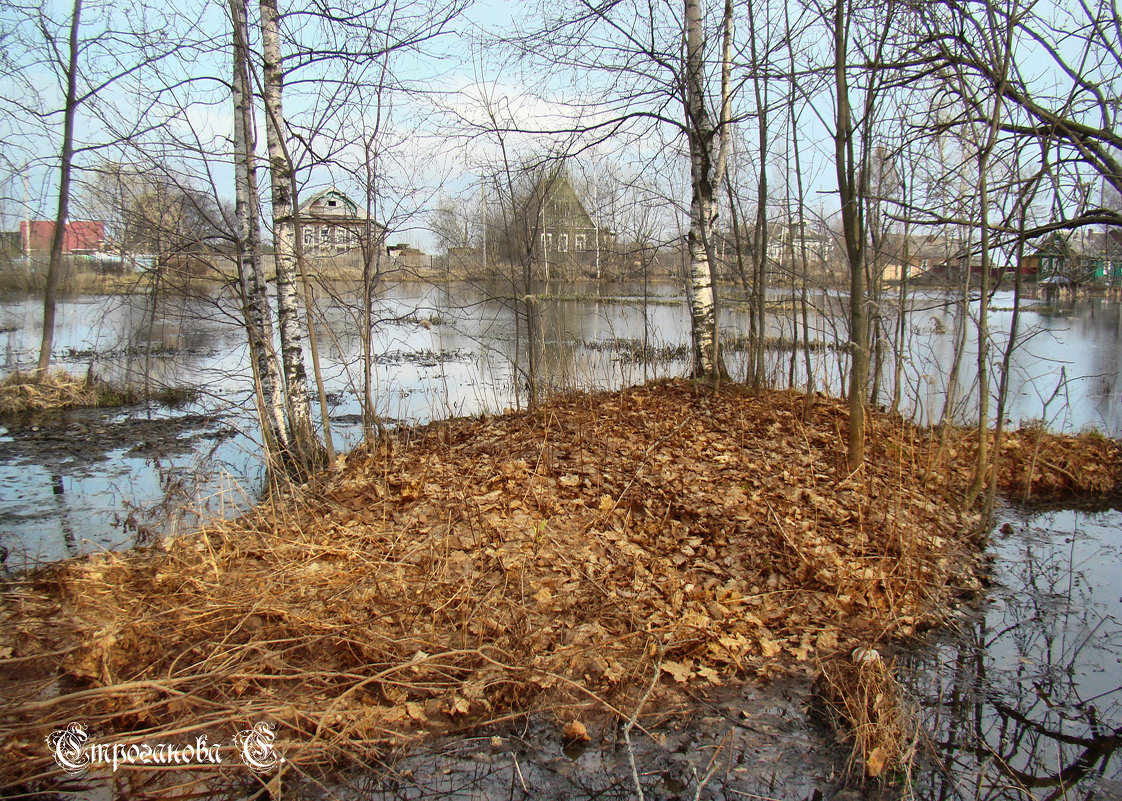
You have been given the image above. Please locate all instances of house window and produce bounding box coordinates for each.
[575,234,586,251]
[558,234,568,252]
[321,227,332,243]
[303,229,314,246]
[327,200,337,208]
[546,233,553,251]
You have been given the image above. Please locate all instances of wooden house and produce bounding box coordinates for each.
[1019,233,1121,285]
[532,173,613,278]
[297,188,378,256]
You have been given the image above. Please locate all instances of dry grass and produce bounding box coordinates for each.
[0,370,106,415]
[938,424,1121,500]
[0,380,1118,796]
[816,649,919,786]
[0,370,196,416]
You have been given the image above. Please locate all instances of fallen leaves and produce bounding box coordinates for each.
[660,660,693,683]
[562,720,590,742]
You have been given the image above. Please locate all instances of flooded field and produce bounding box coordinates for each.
[1,282,1120,566]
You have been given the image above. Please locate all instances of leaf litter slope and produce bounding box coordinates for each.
[1,380,1118,787]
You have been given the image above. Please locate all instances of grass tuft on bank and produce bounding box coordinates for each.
[0,370,198,417]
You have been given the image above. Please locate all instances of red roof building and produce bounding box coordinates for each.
[19,220,105,254]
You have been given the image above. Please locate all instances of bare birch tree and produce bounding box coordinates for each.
[257,0,324,473]
[684,0,734,382]
[230,0,289,471]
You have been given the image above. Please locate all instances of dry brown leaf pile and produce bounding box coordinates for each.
[961,425,1120,499]
[1,380,1118,793]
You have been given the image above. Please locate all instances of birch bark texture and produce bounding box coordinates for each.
[230,0,289,467]
[258,0,323,473]
[683,0,733,382]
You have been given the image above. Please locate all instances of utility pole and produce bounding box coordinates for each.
[23,164,30,262]
[594,180,601,283]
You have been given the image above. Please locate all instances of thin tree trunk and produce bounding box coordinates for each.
[683,0,731,383]
[36,0,82,378]
[361,133,382,441]
[523,231,538,408]
[833,0,867,473]
[791,111,815,408]
[783,0,815,410]
[230,0,288,470]
[748,0,768,389]
[964,3,1014,507]
[966,175,992,506]
[259,0,323,474]
[725,178,752,381]
[892,153,911,416]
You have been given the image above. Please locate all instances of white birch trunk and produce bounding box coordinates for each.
[230,0,288,464]
[683,0,730,381]
[258,0,322,471]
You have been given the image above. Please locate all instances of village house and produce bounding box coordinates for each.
[18,220,106,255]
[297,188,377,256]
[1019,233,1122,286]
[763,222,835,266]
[876,233,959,282]
[532,172,613,278]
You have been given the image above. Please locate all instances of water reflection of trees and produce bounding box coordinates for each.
[902,513,1122,800]
[50,473,77,557]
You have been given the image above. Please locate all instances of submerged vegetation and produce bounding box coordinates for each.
[1,380,1118,796]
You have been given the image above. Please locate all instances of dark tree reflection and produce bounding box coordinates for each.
[900,509,1122,800]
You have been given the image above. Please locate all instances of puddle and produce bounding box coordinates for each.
[0,406,239,568]
[900,506,1122,800]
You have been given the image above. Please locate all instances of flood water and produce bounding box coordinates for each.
[899,506,1122,801]
[1,282,1119,567]
[1,282,1120,798]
